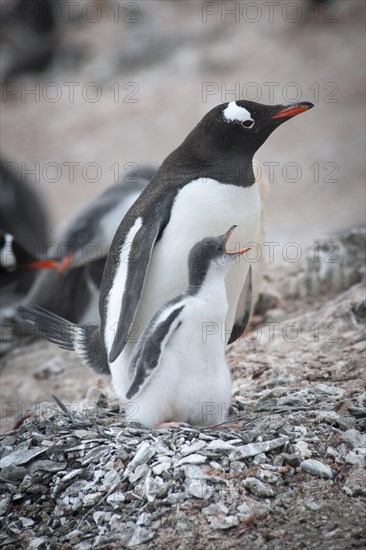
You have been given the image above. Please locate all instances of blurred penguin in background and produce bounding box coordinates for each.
[0,166,155,354]
[0,157,51,305]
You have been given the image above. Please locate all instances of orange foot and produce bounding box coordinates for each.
[155,421,191,429]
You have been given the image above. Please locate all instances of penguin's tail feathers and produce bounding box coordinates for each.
[18,305,110,375]
[18,305,80,352]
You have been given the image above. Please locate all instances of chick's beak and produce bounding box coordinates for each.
[224,225,251,256]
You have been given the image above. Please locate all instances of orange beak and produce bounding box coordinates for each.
[57,254,74,272]
[272,103,313,120]
[25,259,57,270]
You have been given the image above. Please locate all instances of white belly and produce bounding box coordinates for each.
[137,178,260,337]
[127,298,232,428]
[109,178,260,399]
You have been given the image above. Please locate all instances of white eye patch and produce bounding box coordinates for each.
[223,101,254,124]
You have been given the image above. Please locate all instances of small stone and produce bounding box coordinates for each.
[313,383,345,397]
[230,460,246,473]
[255,469,281,485]
[342,429,366,448]
[0,494,12,515]
[0,465,27,481]
[107,491,125,505]
[202,502,229,516]
[206,440,235,453]
[325,446,339,459]
[124,442,156,476]
[28,460,67,474]
[34,358,64,379]
[294,441,312,458]
[281,453,300,467]
[241,431,261,444]
[343,469,366,496]
[305,499,321,511]
[229,437,288,461]
[136,512,152,526]
[185,478,213,499]
[19,517,35,528]
[252,452,267,465]
[143,475,168,502]
[152,457,172,475]
[82,492,103,506]
[300,459,335,479]
[29,538,46,549]
[344,448,366,467]
[237,502,253,517]
[128,463,149,483]
[93,511,111,525]
[210,515,239,529]
[180,441,206,456]
[127,526,154,547]
[0,447,48,469]
[175,454,206,467]
[243,477,276,498]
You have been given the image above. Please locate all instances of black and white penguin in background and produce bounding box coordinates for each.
[20,99,314,404]
[1,167,154,354]
[0,157,51,306]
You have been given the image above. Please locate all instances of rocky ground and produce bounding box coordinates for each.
[1,228,365,549]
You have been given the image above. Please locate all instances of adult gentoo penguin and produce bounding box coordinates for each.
[20,100,313,398]
[20,225,252,427]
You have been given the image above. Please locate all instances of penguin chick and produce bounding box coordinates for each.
[124,224,252,428]
[19,225,251,424]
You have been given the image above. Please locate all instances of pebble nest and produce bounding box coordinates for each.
[1,372,365,548]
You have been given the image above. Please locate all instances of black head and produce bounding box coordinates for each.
[187,225,250,292]
[179,99,314,185]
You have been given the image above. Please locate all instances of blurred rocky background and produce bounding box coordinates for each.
[1,0,364,243]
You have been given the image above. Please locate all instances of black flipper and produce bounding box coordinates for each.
[228,266,253,344]
[126,304,184,399]
[108,211,169,363]
[18,305,109,375]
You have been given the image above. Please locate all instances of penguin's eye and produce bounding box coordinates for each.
[242,119,255,128]
[217,245,223,252]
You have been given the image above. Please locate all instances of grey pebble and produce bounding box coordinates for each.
[127,526,155,547]
[210,515,239,529]
[0,494,12,515]
[185,478,213,499]
[175,453,207,467]
[0,447,48,469]
[29,538,46,549]
[206,440,235,452]
[300,459,335,479]
[342,468,366,497]
[0,465,27,481]
[229,437,288,461]
[243,477,276,498]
